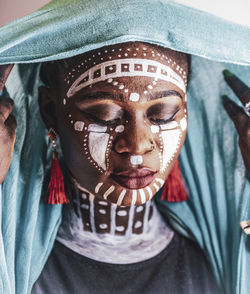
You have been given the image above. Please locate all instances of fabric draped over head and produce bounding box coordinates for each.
[0,1,249,294]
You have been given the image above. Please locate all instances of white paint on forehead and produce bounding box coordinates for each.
[115,125,125,133]
[130,155,143,165]
[88,132,109,170]
[129,93,140,102]
[88,124,107,133]
[67,58,186,98]
[161,129,181,172]
[180,117,187,131]
[160,121,178,130]
[139,189,146,204]
[151,125,160,133]
[74,121,85,131]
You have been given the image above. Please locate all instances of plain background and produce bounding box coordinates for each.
[0,0,250,27]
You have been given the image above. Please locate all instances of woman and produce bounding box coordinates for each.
[0,1,249,293]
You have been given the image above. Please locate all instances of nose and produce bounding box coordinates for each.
[114,122,154,155]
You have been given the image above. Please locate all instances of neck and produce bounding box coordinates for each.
[57,179,174,264]
[71,181,154,236]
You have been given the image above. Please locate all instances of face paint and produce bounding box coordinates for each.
[57,42,188,207]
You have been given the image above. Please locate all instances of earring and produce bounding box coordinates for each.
[161,160,188,202]
[45,128,69,204]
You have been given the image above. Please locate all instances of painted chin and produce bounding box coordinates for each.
[111,172,157,189]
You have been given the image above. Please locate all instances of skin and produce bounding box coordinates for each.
[0,46,249,198]
[222,70,250,175]
[39,42,188,206]
[0,64,16,184]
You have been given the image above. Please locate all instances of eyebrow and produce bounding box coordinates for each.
[76,91,124,101]
[76,90,183,102]
[147,90,183,100]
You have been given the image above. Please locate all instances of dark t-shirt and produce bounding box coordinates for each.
[32,233,220,294]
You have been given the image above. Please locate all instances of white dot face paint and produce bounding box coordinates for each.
[129,92,140,102]
[115,125,125,133]
[130,155,143,165]
[74,121,85,131]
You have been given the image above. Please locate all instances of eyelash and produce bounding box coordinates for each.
[149,109,179,125]
[84,109,180,126]
[86,113,121,126]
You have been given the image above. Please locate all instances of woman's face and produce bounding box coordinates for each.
[41,42,188,206]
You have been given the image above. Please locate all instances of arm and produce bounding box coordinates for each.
[0,64,16,184]
[222,70,250,175]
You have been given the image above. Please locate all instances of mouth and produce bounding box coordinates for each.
[111,168,157,189]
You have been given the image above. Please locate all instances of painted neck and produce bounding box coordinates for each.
[70,180,154,236]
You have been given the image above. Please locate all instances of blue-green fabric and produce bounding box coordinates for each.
[0,1,249,294]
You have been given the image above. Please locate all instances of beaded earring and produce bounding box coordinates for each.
[45,128,69,204]
[161,160,188,202]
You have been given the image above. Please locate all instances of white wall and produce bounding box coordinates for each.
[175,0,250,27]
[1,0,250,27]
[0,0,50,26]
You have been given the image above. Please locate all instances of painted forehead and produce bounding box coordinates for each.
[61,43,188,103]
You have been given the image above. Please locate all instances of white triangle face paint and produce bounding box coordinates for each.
[89,132,110,170]
[161,129,181,172]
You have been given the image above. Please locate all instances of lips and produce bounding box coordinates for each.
[111,168,157,189]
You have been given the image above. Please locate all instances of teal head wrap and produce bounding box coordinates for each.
[0,1,249,293]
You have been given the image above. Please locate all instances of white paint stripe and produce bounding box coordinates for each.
[110,204,116,236]
[146,186,153,199]
[155,178,165,186]
[126,199,135,237]
[132,190,137,206]
[139,189,146,204]
[143,200,151,234]
[103,185,115,200]
[67,58,186,97]
[117,189,126,206]
[89,193,96,233]
[95,182,103,193]
[154,183,160,192]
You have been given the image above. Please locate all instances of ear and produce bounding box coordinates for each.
[38,86,58,132]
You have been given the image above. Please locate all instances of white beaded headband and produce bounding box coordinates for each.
[66,58,186,98]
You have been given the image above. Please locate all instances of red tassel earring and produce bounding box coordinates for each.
[161,160,188,202]
[45,128,69,204]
